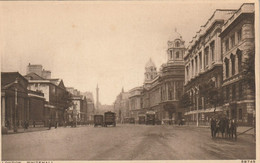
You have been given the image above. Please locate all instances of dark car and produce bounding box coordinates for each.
[104,111,116,127]
[138,115,146,124]
[146,111,155,125]
[94,115,104,127]
[129,118,135,124]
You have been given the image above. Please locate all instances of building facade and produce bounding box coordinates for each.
[129,86,143,122]
[114,88,130,123]
[27,63,51,79]
[219,3,255,126]
[184,3,255,126]
[184,9,236,125]
[1,72,45,131]
[142,30,186,123]
[25,73,70,126]
[119,30,186,124]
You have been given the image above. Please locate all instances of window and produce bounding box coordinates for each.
[226,86,230,101]
[239,82,243,100]
[195,56,198,74]
[225,58,229,78]
[239,109,242,120]
[176,51,180,58]
[225,39,229,52]
[199,52,202,70]
[175,41,180,47]
[210,41,215,62]
[204,47,209,67]
[231,54,236,75]
[237,28,242,42]
[191,60,194,77]
[232,84,236,101]
[237,50,242,73]
[186,66,189,81]
[231,34,235,47]
[170,50,173,59]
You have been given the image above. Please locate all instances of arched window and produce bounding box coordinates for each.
[237,49,242,73]
[175,41,180,47]
[231,54,236,76]
[224,58,229,78]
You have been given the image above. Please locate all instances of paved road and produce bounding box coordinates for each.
[2,124,255,160]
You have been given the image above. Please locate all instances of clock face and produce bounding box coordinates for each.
[168,41,173,47]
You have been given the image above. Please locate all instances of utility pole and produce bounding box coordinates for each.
[14,88,18,132]
[196,96,199,127]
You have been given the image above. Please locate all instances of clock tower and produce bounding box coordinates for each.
[167,28,185,65]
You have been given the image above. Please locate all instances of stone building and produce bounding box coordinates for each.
[1,72,45,131]
[129,86,143,122]
[123,29,186,124]
[25,73,70,126]
[141,30,185,123]
[184,9,236,125]
[114,88,130,123]
[81,91,95,123]
[219,3,255,126]
[66,87,88,124]
[184,3,255,127]
[27,63,51,79]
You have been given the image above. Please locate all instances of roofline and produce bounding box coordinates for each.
[220,3,255,37]
[24,72,46,80]
[2,71,28,83]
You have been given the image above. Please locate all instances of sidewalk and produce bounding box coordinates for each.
[6,126,49,134]
[4,125,92,135]
[182,124,255,135]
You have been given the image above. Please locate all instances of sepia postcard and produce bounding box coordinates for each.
[0,0,259,162]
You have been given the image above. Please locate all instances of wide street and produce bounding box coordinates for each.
[2,124,255,160]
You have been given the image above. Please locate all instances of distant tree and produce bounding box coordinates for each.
[61,91,73,122]
[200,80,223,113]
[62,91,73,110]
[179,92,192,110]
[242,48,255,94]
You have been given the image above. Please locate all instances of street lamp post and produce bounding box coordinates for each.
[196,96,199,127]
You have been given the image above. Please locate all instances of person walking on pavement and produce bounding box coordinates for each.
[48,120,52,130]
[33,120,36,128]
[231,119,237,140]
[55,121,58,129]
[210,118,216,138]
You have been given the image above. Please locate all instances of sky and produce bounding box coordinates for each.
[0,1,244,105]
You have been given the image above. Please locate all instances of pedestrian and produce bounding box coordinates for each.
[219,117,226,138]
[215,118,220,138]
[27,121,29,129]
[55,121,58,129]
[210,118,216,138]
[23,121,26,131]
[231,119,237,140]
[48,120,52,130]
[33,120,36,128]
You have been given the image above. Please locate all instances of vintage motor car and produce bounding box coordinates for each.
[146,111,155,125]
[94,115,104,127]
[104,111,116,127]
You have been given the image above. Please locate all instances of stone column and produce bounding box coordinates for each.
[166,83,168,101]
[201,45,205,72]
[1,95,6,127]
[173,81,176,100]
[216,35,221,63]
[208,44,212,66]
